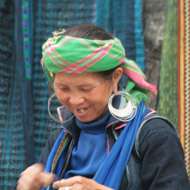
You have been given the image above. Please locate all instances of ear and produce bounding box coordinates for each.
[112,67,123,95]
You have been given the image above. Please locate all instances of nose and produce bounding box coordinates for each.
[69,94,84,105]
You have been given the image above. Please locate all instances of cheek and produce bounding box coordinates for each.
[55,90,68,105]
[92,91,110,109]
[92,96,109,119]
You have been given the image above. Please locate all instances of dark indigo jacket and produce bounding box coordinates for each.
[39,112,190,190]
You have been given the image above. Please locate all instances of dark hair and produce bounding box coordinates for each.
[62,24,114,40]
[59,24,118,80]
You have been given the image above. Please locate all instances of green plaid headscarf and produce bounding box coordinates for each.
[41,31,157,104]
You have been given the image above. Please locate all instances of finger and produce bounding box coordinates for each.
[40,173,56,188]
[53,179,71,189]
[17,178,41,190]
[18,164,55,190]
[17,173,41,190]
[21,163,44,176]
[53,176,83,189]
[53,179,66,188]
[59,186,72,190]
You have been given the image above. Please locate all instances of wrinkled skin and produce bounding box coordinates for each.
[54,69,122,123]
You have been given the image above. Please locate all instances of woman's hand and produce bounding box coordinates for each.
[17,163,56,190]
[53,176,113,190]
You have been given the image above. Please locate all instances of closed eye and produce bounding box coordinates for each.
[80,88,92,92]
[54,85,69,92]
[60,87,69,92]
[78,84,95,92]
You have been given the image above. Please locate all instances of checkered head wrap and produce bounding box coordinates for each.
[41,30,157,103]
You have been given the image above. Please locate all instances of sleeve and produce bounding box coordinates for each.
[139,118,190,190]
[38,128,62,166]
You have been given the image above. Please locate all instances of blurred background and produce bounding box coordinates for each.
[0,0,189,189]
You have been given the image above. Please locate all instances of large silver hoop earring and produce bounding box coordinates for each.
[108,91,137,122]
[48,93,74,124]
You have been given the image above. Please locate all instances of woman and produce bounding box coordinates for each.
[17,24,190,190]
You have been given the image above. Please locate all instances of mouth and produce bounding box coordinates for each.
[75,106,91,114]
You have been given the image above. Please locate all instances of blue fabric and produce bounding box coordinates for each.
[42,130,69,190]
[95,0,145,71]
[64,112,110,178]
[93,102,147,189]
[43,102,147,190]
[44,130,67,177]
[134,0,145,68]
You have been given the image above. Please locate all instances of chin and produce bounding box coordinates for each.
[75,115,97,123]
[77,118,93,123]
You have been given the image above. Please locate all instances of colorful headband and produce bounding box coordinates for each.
[41,31,157,99]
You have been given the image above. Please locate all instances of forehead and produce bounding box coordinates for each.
[54,72,106,85]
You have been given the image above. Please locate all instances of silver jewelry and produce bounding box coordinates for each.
[108,91,137,122]
[65,186,69,190]
[48,93,74,124]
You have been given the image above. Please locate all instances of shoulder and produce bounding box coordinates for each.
[140,115,177,140]
[138,113,177,140]
[142,115,176,135]
[134,114,190,189]
[44,128,64,148]
[135,113,182,158]
[38,128,64,165]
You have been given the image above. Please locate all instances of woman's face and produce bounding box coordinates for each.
[54,69,122,122]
